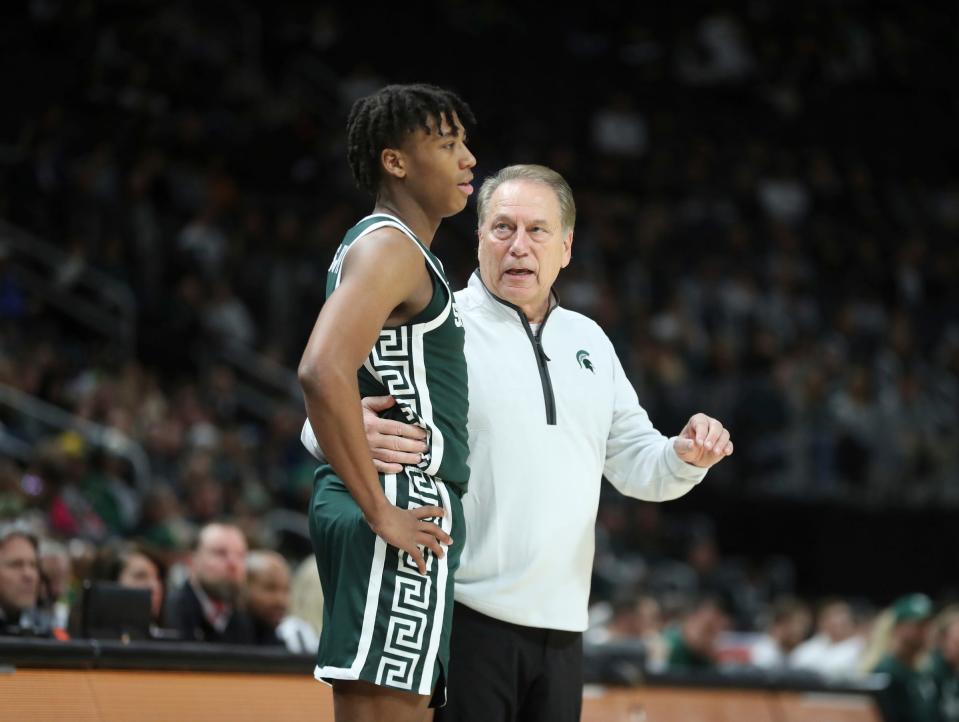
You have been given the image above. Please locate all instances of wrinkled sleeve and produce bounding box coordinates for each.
[603,345,707,500]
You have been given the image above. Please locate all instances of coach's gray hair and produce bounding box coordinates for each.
[476,164,576,234]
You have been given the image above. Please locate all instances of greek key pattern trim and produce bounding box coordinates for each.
[374,470,442,689]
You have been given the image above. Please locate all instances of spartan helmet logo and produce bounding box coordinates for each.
[576,350,594,373]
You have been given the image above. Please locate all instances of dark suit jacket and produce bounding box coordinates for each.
[251,616,284,647]
[164,582,256,644]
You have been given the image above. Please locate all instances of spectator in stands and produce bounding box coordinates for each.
[750,596,812,669]
[0,460,27,519]
[869,594,939,722]
[288,556,324,638]
[92,542,165,624]
[588,592,663,642]
[203,280,257,349]
[587,594,643,645]
[588,591,669,667]
[791,598,865,678]
[45,432,108,542]
[38,539,72,630]
[635,594,668,657]
[245,550,318,653]
[929,606,959,722]
[241,550,281,647]
[0,522,51,636]
[138,485,195,555]
[659,593,731,671]
[164,522,255,643]
[66,538,97,598]
[682,529,756,626]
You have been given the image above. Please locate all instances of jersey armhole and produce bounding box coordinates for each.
[336,221,447,328]
[399,264,443,328]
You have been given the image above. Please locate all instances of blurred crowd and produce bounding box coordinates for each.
[0,1,954,521]
[0,517,321,652]
[585,588,959,722]
[2,512,957,720]
[0,4,957,714]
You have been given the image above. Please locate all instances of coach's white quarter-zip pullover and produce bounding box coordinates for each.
[302,271,707,632]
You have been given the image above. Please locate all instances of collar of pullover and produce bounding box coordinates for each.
[468,270,560,327]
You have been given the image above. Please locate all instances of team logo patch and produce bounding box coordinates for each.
[576,349,594,373]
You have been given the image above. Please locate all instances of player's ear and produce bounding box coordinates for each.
[380,147,406,180]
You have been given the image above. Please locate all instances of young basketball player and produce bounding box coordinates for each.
[297,84,476,722]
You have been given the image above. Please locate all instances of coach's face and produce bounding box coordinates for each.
[478,179,572,324]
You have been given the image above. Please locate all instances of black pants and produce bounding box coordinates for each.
[435,602,583,722]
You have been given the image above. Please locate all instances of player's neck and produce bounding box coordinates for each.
[373,193,439,247]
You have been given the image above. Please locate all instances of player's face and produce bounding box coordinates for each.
[478,179,572,322]
[402,112,476,218]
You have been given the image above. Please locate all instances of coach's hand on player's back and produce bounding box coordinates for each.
[366,503,451,575]
[361,395,429,473]
[673,413,734,468]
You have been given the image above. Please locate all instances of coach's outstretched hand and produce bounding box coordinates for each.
[673,413,734,468]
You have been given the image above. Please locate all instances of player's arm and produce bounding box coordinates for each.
[297,229,450,574]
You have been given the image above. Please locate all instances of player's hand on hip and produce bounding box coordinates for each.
[366,504,451,575]
[673,413,734,468]
[361,395,429,473]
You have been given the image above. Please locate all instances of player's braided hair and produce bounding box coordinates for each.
[346,83,475,196]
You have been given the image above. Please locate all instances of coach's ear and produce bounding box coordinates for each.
[561,231,573,268]
[381,147,406,180]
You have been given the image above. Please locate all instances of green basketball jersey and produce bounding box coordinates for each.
[326,213,470,492]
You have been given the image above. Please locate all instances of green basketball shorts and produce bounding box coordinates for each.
[308,464,465,703]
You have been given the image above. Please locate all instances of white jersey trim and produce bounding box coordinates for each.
[418,479,453,694]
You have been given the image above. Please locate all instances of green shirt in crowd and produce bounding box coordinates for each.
[873,653,940,722]
[928,651,959,722]
[663,626,715,671]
